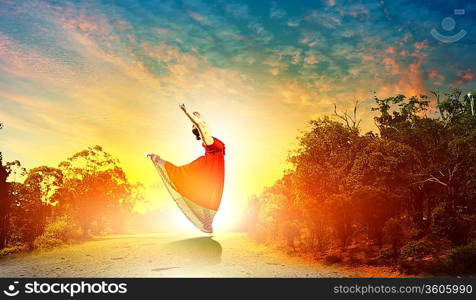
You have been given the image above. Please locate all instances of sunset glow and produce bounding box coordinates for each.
[1,0,475,230]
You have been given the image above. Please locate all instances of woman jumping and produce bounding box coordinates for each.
[147,104,225,233]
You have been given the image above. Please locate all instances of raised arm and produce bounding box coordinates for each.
[180,104,199,126]
[179,104,214,146]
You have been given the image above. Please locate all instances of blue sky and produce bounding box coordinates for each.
[2,0,475,102]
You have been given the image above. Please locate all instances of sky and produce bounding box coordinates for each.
[1,0,475,230]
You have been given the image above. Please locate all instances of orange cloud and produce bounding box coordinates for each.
[187,11,210,25]
[458,69,474,80]
[385,46,396,54]
[454,69,475,85]
[377,52,428,98]
[304,52,319,65]
[414,40,429,51]
[427,69,444,80]
[382,57,400,75]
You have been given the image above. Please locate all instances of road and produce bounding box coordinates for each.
[0,233,350,277]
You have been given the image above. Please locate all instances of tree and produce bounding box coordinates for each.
[383,218,404,259]
[246,89,476,274]
[9,166,63,244]
[56,146,132,235]
[347,139,418,236]
[289,117,364,200]
[288,117,367,250]
[372,93,430,135]
[0,121,6,248]
[0,154,9,249]
[333,100,362,130]
[371,93,450,225]
[432,88,474,126]
[324,193,354,248]
[352,186,400,248]
[0,122,27,248]
[411,89,476,215]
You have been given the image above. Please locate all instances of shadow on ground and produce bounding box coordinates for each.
[165,237,222,265]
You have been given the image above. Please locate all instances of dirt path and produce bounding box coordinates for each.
[0,233,350,277]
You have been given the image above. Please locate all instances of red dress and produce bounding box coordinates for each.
[164,137,225,211]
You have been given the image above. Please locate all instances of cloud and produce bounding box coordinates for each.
[336,4,369,18]
[299,32,327,48]
[381,57,400,75]
[247,21,273,44]
[459,70,475,80]
[270,2,286,19]
[305,10,342,29]
[0,32,82,87]
[304,51,319,65]
[187,11,210,25]
[414,40,429,51]
[264,58,286,75]
[426,68,445,86]
[222,2,250,19]
[274,79,313,106]
[286,18,301,27]
[454,69,475,86]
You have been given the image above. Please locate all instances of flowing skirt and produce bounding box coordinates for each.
[150,156,221,233]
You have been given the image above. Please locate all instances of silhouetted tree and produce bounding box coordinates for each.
[0,152,8,249]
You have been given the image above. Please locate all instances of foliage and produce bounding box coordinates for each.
[383,218,404,258]
[33,216,83,249]
[445,240,476,275]
[324,254,343,264]
[0,138,141,253]
[55,145,133,236]
[32,236,64,249]
[0,244,27,256]
[246,88,476,275]
[376,247,394,260]
[400,241,433,258]
[324,194,354,247]
[431,204,469,245]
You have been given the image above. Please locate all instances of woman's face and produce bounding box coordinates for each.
[193,111,202,119]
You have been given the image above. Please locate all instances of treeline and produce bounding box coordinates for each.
[0,141,143,254]
[245,88,476,275]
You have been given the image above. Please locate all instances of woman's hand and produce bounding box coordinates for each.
[150,154,161,163]
[179,103,186,112]
[150,154,166,166]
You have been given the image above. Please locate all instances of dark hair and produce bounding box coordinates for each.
[192,127,201,140]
